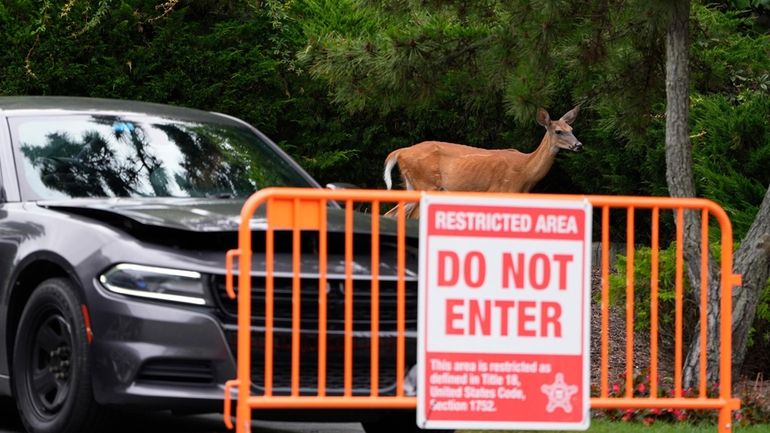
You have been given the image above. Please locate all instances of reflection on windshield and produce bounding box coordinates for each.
[17,114,313,199]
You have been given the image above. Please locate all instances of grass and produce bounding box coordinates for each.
[461,420,770,432]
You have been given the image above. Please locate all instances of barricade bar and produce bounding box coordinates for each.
[246,396,418,409]
[224,188,740,433]
[625,206,635,399]
[650,206,660,399]
[675,208,685,398]
[591,398,741,410]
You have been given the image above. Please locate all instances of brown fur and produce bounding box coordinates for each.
[383,107,581,218]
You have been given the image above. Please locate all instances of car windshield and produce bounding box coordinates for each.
[13,113,315,200]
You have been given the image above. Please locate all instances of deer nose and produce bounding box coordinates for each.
[572,141,583,151]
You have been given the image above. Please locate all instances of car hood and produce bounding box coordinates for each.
[38,197,417,236]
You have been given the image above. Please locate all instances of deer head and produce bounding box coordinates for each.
[536,106,582,152]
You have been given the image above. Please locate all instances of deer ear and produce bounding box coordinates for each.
[536,108,551,127]
[560,105,580,125]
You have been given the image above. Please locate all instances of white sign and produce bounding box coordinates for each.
[417,194,592,430]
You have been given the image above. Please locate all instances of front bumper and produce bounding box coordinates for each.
[88,286,234,411]
[85,279,417,415]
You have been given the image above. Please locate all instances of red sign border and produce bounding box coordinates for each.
[417,194,592,431]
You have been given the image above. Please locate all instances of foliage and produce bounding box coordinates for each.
[734,377,770,426]
[610,240,770,376]
[590,369,770,425]
[691,93,770,238]
[298,0,674,198]
[686,5,770,239]
[0,0,362,185]
[468,420,770,432]
[725,0,770,11]
[743,275,770,374]
[295,0,553,187]
[608,243,696,343]
[2,1,768,201]
[592,370,718,424]
[692,4,770,96]
[297,0,770,219]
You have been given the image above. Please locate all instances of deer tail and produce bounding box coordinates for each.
[383,149,400,190]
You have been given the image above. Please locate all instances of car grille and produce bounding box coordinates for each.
[212,274,417,395]
[224,330,413,395]
[211,275,418,332]
[136,359,215,385]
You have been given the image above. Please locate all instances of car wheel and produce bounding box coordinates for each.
[12,278,104,433]
[361,411,454,433]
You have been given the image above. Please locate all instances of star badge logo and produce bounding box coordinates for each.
[541,372,578,413]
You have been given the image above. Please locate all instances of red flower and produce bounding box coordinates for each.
[673,409,687,421]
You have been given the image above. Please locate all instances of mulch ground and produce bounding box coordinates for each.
[589,269,669,387]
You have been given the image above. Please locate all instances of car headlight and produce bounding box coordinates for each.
[99,264,210,306]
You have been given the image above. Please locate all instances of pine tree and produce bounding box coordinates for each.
[301,0,770,385]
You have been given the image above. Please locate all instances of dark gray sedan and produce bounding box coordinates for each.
[0,97,421,433]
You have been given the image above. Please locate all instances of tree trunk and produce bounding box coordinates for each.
[662,0,719,388]
[731,187,770,380]
[664,3,693,205]
[663,0,770,388]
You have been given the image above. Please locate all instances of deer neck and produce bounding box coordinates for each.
[523,134,558,186]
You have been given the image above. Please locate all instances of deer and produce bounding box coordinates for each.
[383,106,582,218]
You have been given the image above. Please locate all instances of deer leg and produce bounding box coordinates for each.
[383,205,399,218]
[382,201,422,219]
[406,202,421,219]
[383,202,409,218]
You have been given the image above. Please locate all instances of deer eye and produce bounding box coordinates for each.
[555,130,563,135]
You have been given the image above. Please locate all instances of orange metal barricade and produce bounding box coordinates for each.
[223,187,741,432]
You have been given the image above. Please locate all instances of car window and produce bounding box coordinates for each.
[12,114,314,199]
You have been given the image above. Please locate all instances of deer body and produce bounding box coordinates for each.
[383,107,581,218]
[384,141,558,193]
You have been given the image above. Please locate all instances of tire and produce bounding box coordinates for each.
[12,278,105,433]
[361,411,454,433]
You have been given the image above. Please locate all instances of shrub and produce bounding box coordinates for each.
[610,241,770,377]
[608,242,698,347]
[591,370,770,425]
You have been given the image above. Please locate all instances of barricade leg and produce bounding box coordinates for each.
[237,399,252,433]
[718,406,729,433]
